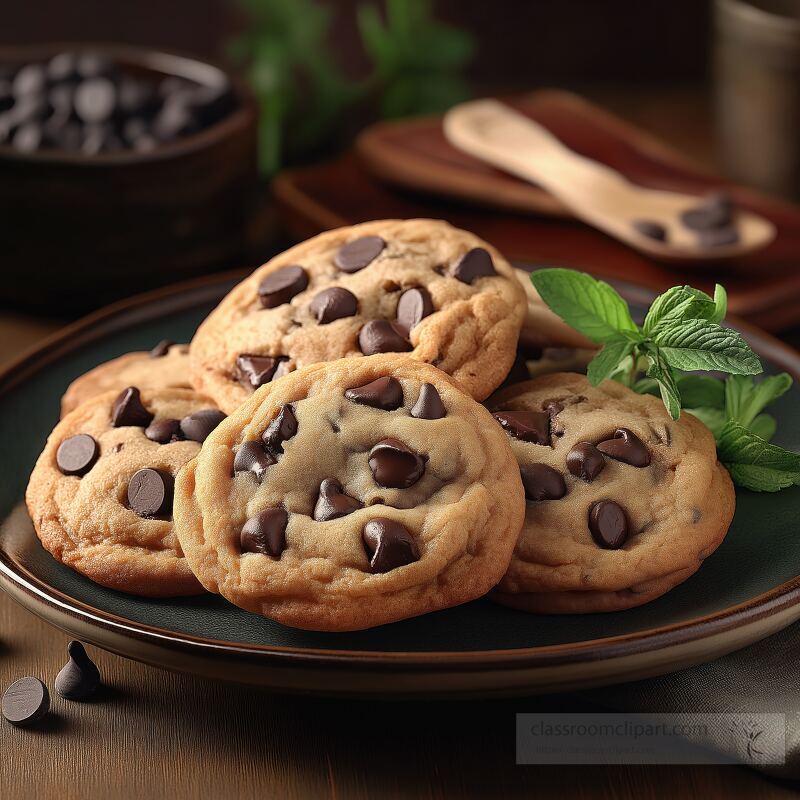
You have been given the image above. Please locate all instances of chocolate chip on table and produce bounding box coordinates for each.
[111,386,154,428]
[240,508,288,557]
[358,320,412,355]
[309,287,358,324]
[2,677,50,727]
[149,339,174,358]
[145,418,184,444]
[233,440,275,482]
[368,438,425,489]
[493,411,551,446]
[180,408,226,442]
[520,463,566,501]
[680,191,734,231]
[257,265,308,309]
[334,235,385,273]
[236,354,289,389]
[452,247,496,284]
[362,518,419,573]
[589,500,629,549]
[314,479,363,521]
[344,376,404,410]
[262,405,298,455]
[632,219,667,242]
[566,442,606,482]
[410,383,445,419]
[596,428,651,467]
[395,287,433,335]
[698,226,740,248]
[55,641,101,701]
[56,434,99,476]
[127,468,174,518]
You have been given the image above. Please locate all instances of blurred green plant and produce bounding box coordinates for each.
[229,0,475,175]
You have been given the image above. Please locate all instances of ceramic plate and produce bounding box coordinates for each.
[1,271,799,697]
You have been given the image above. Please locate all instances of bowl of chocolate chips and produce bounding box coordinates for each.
[0,44,257,312]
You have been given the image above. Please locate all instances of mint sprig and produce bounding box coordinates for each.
[717,421,800,492]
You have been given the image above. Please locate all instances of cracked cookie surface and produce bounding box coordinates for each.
[174,355,525,631]
[488,373,735,613]
[189,219,526,412]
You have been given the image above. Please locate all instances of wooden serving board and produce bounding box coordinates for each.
[274,91,800,333]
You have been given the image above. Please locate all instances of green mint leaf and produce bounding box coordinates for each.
[675,374,726,409]
[530,269,638,343]
[586,335,635,385]
[749,413,777,442]
[642,285,716,334]
[632,377,659,395]
[711,284,727,324]
[652,319,762,375]
[686,406,727,437]
[725,373,792,428]
[717,420,800,492]
[644,349,681,420]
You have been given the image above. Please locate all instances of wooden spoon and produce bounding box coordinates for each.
[444,99,776,263]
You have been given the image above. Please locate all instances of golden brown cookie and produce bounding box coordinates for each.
[488,373,735,613]
[174,355,525,631]
[189,219,526,412]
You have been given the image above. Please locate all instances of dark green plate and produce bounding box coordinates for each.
[1,272,799,696]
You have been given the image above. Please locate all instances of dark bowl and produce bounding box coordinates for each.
[0,43,258,313]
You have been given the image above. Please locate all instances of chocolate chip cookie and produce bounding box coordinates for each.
[26,386,225,596]
[174,355,525,631]
[189,219,526,412]
[488,373,735,613]
[61,341,190,416]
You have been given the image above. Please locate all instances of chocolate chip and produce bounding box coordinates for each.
[632,219,667,242]
[362,518,419,573]
[596,428,651,467]
[236,354,289,389]
[180,409,226,442]
[698,226,740,248]
[2,677,50,727]
[127,468,174,518]
[589,501,629,549]
[410,383,445,419]
[345,376,404,410]
[111,386,154,428]
[234,440,275,482]
[358,320,412,355]
[262,405,297,455]
[309,287,358,324]
[334,235,385,272]
[493,411,551,445]
[452,247,496,284]
[55,641,101,701]
[520,464,566,501]
[56,434,99,476]
[314,479,363,521]
[368,438,425,489]
[145,418,183,444]
[567,442,606,482]
[240,508,288,556]
[149,339,173,358]
[681,191,734,230]
[257,265,308,308]
[395,287,433,335]
[692,507,702,524]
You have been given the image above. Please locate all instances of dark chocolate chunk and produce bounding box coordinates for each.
[234,440,275,482]
[452,247,496,284]
[681,191,734,231]
[632,219,667,242]
[368,438,425,489]
[240,508,288,557]
[144,418,183,444]
[2,677,50,727]
[127,468,174,518]
[345,376,403,410]
[55,641,101,701]
[395,287,433,335]
[698,226,740,248]
[111,386,154,428]
[334,235,385,273]
[74,77,115,124]
[262,405,298,455]
[493,410,551,445]
[309,287,358,324]
[596,428,651,467]
[589,500,629,549]
[362,518,419,573]
[236,354,288,389]
[410,383,445,420]
[56,434,99,476]
[520,464,566,501]
[358,320,412,355]
[692,507,702,524]
[149,339,173,358]
[180,408,226,443]
[567,442,606,482]
[257,265,308,308]
[314,479,363,521]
